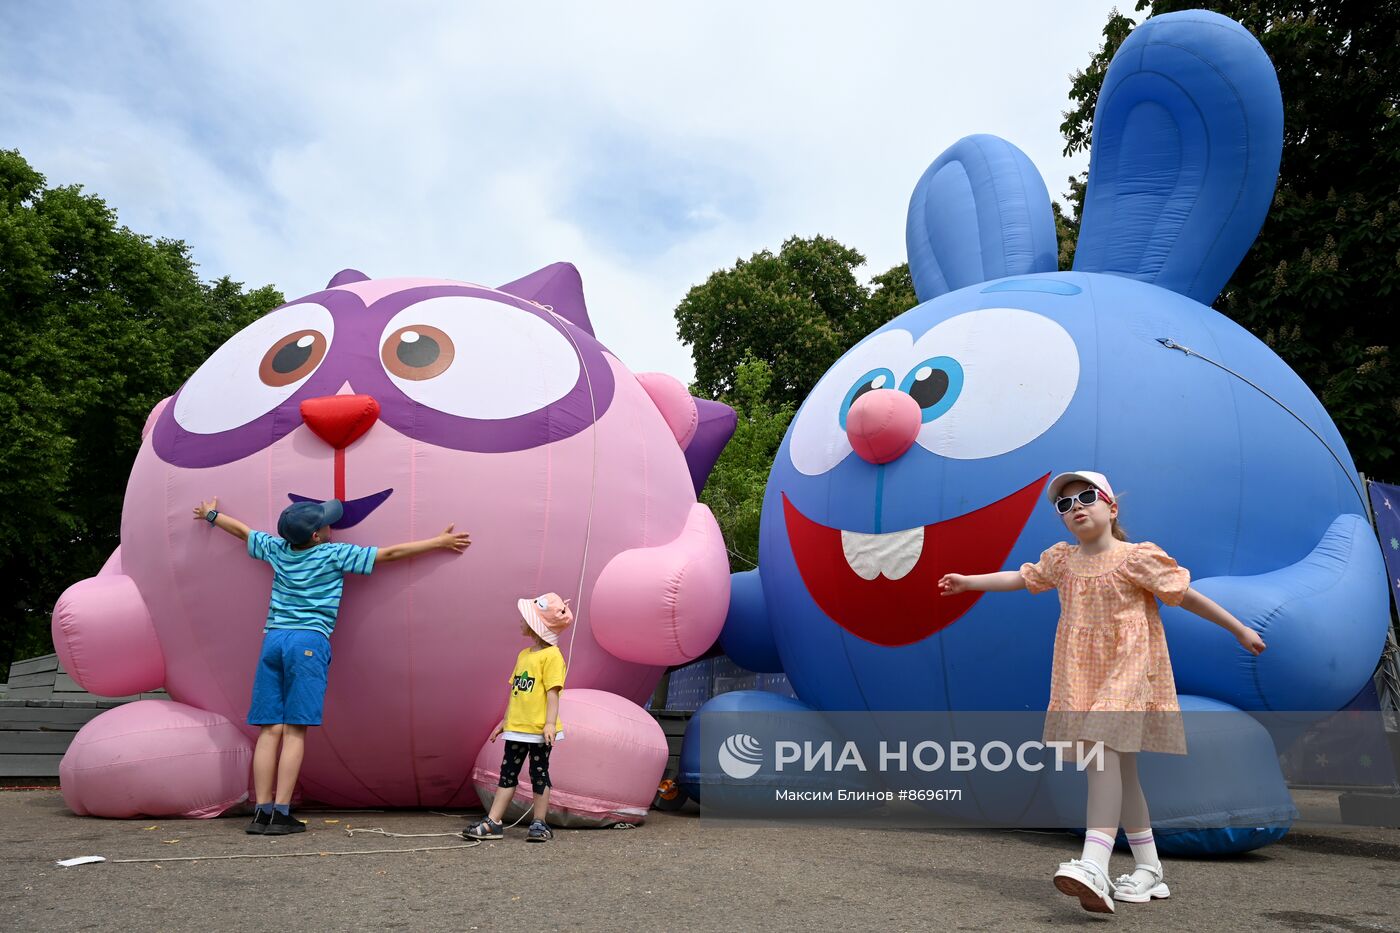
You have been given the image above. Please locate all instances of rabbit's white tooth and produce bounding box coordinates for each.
[839,527,924,581]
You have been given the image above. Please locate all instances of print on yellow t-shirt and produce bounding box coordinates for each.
[503,645,566,736]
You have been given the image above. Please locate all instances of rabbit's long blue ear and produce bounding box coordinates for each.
[905,134,1058,303]
[1072,10,1283,305]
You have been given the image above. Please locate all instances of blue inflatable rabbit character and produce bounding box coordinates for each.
[683,10,1391,855]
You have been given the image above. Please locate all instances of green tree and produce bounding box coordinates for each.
[1050,174,1087,271]
[676,236,915,572]
[675,235,916,410]
[0,150,282,680]
[1060,1,1400,477]
[698,355,794,571]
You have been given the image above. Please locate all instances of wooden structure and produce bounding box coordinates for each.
[1,654,165,780]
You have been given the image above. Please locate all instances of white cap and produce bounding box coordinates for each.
[1047,470,1116,504]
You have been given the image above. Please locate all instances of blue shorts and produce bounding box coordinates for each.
[248,629,332,726]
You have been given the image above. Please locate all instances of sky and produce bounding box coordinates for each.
[0,1,1124,382]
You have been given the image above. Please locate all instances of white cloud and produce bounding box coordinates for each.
[2,0,1122,382]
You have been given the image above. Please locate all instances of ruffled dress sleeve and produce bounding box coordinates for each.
[1122,542,1191,606]
[1019,542,1070,594]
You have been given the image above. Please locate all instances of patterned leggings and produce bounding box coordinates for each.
[497,740,552,793]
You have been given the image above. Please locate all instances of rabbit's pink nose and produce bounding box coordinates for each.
[846,389,921,464]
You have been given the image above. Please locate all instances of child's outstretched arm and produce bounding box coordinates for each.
[938,571,1026,595]
[1179,588,1267,655]
[193,497,251,542]
[376,525,471,564]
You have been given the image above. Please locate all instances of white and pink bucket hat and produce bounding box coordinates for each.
[517,593,574,646]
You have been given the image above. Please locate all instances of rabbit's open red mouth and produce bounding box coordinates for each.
[782,474,1047,646]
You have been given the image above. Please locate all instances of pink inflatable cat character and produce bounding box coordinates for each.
[52,264,735,821]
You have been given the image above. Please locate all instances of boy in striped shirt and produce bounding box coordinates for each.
[193,496,470,835]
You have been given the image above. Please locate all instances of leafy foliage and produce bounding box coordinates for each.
[676,235,916,410]
[676,236,915,569]
[698,355,794,571]
[1060,1,1400,477]
[0,150,283,679]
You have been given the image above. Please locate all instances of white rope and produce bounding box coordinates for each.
[455,800,545,832]
[726,546,757,569]
[535,302,599,671]
[110,843,476,864]
[343,827,477,840]
[428,809,530,828]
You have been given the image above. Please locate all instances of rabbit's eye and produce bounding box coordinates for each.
[900,357,963,423]
[907,308,1078,459]
[788,330,908,475]
[787,308,1079,472]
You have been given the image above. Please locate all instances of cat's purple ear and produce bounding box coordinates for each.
[684,398,736,496]
[497,262,595,336]
[327,268,370,287]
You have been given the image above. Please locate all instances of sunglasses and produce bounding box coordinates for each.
[1054,488,1112,514]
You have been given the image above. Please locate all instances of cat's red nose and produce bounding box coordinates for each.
[300,395,380,449]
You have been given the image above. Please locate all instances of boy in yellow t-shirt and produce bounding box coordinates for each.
[464,593,572,843]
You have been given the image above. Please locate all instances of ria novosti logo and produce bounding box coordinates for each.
[718,733,763,779]
[714,731,1107,780]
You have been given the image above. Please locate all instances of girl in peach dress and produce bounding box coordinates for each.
[939,470,1266,915]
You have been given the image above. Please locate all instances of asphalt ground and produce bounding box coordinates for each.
[4,788,1400,932]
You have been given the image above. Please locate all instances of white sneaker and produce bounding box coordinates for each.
[1053,858,1115,913]
[1114,863,1170,903]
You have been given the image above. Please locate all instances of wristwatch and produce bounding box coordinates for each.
[205,509,219,524]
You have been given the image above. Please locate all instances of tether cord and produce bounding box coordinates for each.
[1156,338,1368,510]
[535,303,599,671]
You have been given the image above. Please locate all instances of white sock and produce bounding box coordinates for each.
[1081,829,1114,873]
[1125,829,1161,883]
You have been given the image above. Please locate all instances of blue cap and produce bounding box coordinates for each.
[277,499,344,546]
